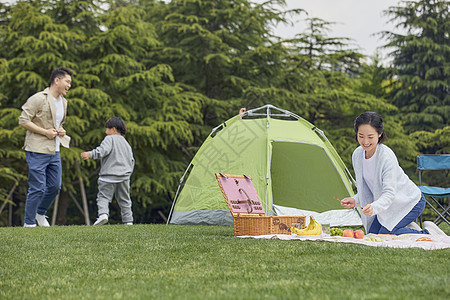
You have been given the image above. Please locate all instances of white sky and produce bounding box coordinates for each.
[256,0,405,61]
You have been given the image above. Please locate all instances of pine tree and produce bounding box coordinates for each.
[355,54,391,100]
[381,0,449,134]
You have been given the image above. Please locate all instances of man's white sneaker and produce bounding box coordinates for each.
[406,221,422,231]
[24,223,37,227]
[124,222,133,225]
[423,221,447,236]
[94,214,108,225]
[36,214,50,227]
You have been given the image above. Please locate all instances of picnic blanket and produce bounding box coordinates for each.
[238,233,450,250]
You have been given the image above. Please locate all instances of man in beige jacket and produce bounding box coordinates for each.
[18,67,73,227]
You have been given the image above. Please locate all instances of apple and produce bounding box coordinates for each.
[343,229,354,237]
[353,229,364,239]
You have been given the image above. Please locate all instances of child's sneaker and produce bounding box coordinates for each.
[124,222,133,225]
[94,214,108,225]
[36,214,50,227]
[24,223,37,227]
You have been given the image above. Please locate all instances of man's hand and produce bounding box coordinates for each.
[45,128,58,139]
[58,127,66,138]
[80,152,90,160]
[20,122,58,139]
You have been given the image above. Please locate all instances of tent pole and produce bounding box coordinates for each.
[265,115,271,214]
[166,163,192,224]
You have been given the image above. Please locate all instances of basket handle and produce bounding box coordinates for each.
[238,188,253,213]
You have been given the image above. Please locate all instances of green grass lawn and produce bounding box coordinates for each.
[1,224,449,300]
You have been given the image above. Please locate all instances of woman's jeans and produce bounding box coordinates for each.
[369,193,429,235]
[24,151,62,225]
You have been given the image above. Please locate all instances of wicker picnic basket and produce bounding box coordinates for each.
[216,173,305,236]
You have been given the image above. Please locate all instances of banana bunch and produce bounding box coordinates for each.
[290,216,322,235]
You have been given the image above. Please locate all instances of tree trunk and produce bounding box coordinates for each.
[56,190,69,225]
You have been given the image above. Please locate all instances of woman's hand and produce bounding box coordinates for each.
[340,197,356,208]
[362,204,373,216]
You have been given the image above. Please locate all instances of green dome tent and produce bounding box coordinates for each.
[168,104,362,226]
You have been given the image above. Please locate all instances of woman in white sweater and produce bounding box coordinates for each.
[340,112,445,235]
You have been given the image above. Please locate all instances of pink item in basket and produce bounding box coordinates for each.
[218,175,265,214]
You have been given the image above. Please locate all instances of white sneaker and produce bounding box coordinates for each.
[124,222,133,225]
[24,223,36,227]
[423,221,447,236]
[94,214,108,225]
[35,214,50,227]
[406,221,422,231]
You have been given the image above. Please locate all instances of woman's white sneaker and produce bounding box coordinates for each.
[423,221,447,236]
[406,221,422,231]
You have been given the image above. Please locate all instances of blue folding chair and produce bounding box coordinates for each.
[417,154,450,225]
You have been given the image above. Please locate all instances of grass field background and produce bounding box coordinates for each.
[1,224,449,299]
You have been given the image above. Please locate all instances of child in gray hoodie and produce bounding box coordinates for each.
[81,117,135,225]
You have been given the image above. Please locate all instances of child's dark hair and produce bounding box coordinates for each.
[50,67,73,85]
[105,117,127,135]
[354,112,386,144]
